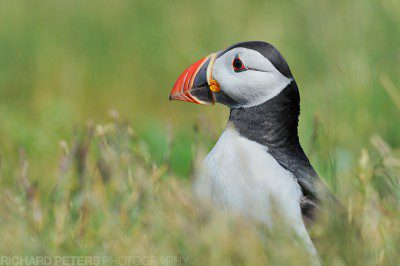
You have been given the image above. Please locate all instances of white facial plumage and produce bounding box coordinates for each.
[212,47,292,108]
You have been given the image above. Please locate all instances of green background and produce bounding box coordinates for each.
[1,1,399,182]
[0,1,399,263]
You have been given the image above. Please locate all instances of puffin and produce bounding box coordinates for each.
[169,41,337,256]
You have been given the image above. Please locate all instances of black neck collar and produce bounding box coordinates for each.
[228,81,318,197]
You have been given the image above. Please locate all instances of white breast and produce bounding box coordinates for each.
[194,124,318,256]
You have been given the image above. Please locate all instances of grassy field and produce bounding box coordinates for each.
[0,0,399,265]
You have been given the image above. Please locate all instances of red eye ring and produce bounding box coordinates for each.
[232,57,246,72]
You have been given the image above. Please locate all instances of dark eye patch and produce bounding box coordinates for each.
[232,56,246,72]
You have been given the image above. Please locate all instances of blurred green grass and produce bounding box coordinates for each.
[0,0,399,264]
[1,0,399,181]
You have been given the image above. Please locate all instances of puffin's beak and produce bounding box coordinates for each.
[169,53,220,105]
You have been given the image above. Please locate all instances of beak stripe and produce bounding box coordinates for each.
[180,72,195,102]
[180,72,188,94]
[206,53,218,85]
[181,69,200,103]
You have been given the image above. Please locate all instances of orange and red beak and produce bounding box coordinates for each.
[169,53,220,105]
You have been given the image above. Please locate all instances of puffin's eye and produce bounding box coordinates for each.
[232,57,246,72]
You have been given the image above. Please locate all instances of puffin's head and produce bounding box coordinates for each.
[169,41,294,108]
